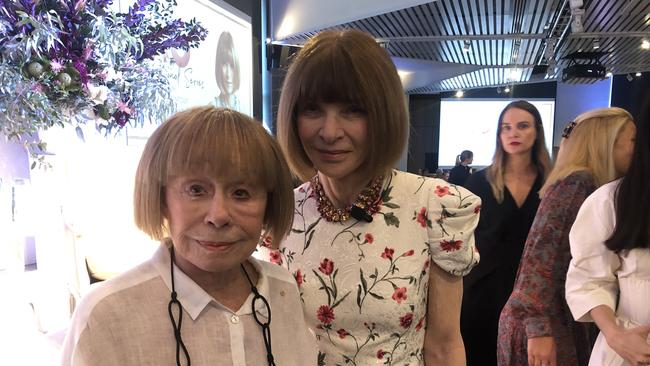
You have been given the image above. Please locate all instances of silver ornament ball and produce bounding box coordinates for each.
[27,62,44,77]
[58,72,72,86]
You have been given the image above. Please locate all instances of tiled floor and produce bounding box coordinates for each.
[0,269,65,365]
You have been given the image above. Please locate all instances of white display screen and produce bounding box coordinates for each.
[438,99,555,167]
[171,0,253,115]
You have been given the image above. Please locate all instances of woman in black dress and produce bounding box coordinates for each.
[449,150,474,186]
[460,100,552,366]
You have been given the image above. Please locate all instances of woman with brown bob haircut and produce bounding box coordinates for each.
[61,107,317,365]
[261,29,481,365]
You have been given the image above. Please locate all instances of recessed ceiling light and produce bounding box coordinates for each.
[606,72,613,77]
[642,39,650,50]
[455,90,464,97]
[636,72,642,77]
[504,87,511,93]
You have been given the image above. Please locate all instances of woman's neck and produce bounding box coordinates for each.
[317,171,374,209]
[174,253,257,310]
[505,153,535,175]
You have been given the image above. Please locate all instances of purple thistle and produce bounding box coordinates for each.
[111,110,131,127]
[73,59,90,85]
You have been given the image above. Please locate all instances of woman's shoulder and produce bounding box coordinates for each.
[250,256,296,285]
[546,171,596,196]
[586,179,620,204]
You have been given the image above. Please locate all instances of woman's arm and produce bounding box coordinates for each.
[590,305,650,366]
[423,262,465,366]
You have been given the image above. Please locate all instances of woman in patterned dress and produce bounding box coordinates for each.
[260,29,481,365]
[497,107,635,366]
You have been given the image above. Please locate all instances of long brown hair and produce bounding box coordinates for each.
[487,100,552,202]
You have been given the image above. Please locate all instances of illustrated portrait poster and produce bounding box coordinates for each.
[170,0,253,115]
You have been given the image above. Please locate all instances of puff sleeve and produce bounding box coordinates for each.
[565,183,620,323]
[426,180,481,276]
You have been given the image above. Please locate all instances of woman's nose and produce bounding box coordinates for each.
[204,196,232,227]
[319,113,343,143]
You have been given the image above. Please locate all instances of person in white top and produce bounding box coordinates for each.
[565,98,649,366]
[60,107,317,365]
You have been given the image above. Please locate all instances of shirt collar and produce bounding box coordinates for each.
[151,240,272,320]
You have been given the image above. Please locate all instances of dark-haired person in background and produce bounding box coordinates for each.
[565,96,649,366]
[449,150,474,186]
[461,100,552,366]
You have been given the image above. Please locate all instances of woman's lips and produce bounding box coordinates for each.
[318,149,348,162]
[197,240,234,251]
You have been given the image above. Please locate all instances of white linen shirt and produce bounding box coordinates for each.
[61,241,317,366]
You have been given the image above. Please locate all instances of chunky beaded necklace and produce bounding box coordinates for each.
[310,174,384,222]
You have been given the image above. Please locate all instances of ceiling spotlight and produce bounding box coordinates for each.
[504,87,511,93]
[606,71,613,78]
[626,73,634,81]
[265,37,271,44]
[463,40,471,53]
[642,39,650,50]
[593,39,600,49]
[636,72,642,77]
[455,90,464,98]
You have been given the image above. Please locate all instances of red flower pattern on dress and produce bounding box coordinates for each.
[416,207,428,227]
[269,251,282,265]
[423,259,430,270]
[376,350,386,359]
[403,249,414,257]
[400,312,413,328]
[364,233,374,244]
[392,287,408,304]
[317,305,335,324]
[474,204,481,214]
[337,329,349,338]
[415,317,424,331]
[294,269,304,287]
[440,239,463,252]
[380,247,395,260]
[319,258,334,275]
[435,185,450,197]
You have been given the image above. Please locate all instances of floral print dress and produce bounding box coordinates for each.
[497,171,598,366]
[259,170,481,365]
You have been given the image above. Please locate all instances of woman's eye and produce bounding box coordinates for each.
[518,123,531,130]
[299,104,321,116]
[233,189,251,199]
[342,105,367,116]
[187,184,207,196]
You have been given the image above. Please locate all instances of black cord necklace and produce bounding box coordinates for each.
[167,247,276,366]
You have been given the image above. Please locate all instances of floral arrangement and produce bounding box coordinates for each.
[0,0,207,162]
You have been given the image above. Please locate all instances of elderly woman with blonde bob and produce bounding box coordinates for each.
[498,107,636,366]
[260,29,481,365]
[61,107,317,366]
